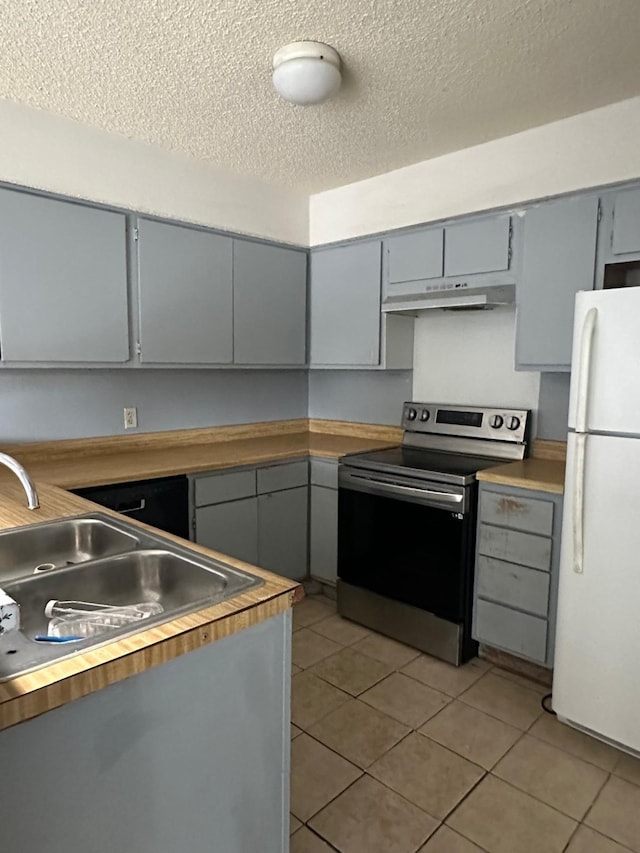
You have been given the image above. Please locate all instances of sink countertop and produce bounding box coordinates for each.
[0,418,400,730]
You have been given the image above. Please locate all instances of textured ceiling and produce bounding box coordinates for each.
[1,0,639,193]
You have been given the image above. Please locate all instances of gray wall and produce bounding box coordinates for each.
[0,370,308,442]
[308,370,413,425]
[536,373,571,440]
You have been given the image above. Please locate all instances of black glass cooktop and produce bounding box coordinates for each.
[342,446,503,486]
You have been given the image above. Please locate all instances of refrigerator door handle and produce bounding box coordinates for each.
[572,306,597,574]
[575,307,598,433]
[573,433,587,574]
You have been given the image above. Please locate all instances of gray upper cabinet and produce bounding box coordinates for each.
[310,241,382,366]
[444,215,511,277]
[0,188,129,363]
[384,229,444,293]
[516,195,599,371]
[611,187,640,256]
[233,240,307,365]
[137,218,233,364]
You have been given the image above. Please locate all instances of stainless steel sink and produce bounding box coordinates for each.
[0,513,263,681]
[0,516,140,583]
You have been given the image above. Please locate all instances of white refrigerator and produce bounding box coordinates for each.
[553,286,640,756]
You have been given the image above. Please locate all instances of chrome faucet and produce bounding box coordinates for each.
[0,453,39,509]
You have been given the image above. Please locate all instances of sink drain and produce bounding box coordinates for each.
[33,563,56,574]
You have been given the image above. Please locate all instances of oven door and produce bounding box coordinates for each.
[338,466,476,624]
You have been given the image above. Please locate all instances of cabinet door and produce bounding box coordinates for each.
[195,497,258,565]
[233,241,307,365]
[0,188,129,363]
[309,485,338,585]
[611,188,640,255]
[444,216,511,277]
[516,195,599,370]
[137,218,233,364]
[258,487,308,580]
[385,229,443,287]
[310,242,381,366]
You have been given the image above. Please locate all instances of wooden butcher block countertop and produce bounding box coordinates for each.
[477,439,567,495]
[0,418,400,731]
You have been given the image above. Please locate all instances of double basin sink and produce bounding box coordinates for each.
[0,513,263,681]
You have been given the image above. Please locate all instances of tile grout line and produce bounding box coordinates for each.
[293,599,640,851]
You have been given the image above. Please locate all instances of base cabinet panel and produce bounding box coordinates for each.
[195,497,259,566]
[473,483,563,668]
[475,599,548,663]
[258,487,308,580]
[0,613,291,853]
[309,485,338,585]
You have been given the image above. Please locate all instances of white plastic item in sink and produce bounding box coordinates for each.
[44,599,163,620]
[45,599,164,639]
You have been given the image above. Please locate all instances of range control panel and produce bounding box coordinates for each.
[401,402,530,445]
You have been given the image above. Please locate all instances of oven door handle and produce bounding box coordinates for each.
[342,472,464,505]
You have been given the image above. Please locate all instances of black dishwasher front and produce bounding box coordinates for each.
[73,475,189,539]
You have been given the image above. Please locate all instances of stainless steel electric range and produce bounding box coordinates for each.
[337,402,531,666]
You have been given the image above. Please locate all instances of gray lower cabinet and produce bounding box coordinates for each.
[309,486,338,585]
[473,482,563,668]
[309,457,339,585]
[0,186,129,363]
[515,194,599,371]
[195,497,259,565]
[137,218,233,364]
[233,240,307,365]
[192,460,309,579]
[258,487,308,580]
[0,612,292,853]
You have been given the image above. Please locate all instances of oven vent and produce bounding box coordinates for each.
[382,284,515,314]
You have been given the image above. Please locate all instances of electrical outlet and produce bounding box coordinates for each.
[123,407,138,429]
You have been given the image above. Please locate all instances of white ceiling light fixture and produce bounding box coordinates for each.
[272,41,342,106]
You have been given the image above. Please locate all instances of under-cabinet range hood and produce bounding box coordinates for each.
[382,283,515,314]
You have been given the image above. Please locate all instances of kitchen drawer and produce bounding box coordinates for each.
[478,523,552,572]
[479,490,553,536]
[475,599,547,663]
[257,460,308,494]
[310,458,339,489]
[476,555,550,617]
[194,469,256,507]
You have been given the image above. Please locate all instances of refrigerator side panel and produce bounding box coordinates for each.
[553,432,640,753]
[568,288,640,434]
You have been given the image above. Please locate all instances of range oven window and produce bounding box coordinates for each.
[338,484,477,624]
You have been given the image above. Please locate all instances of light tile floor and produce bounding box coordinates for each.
[290,595,640,853]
